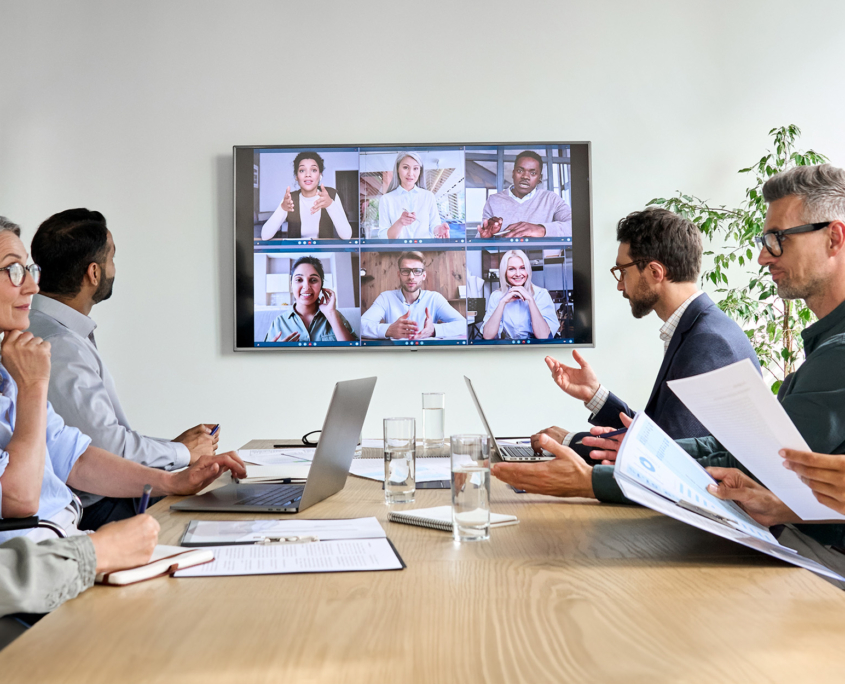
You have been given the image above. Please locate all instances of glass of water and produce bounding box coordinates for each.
[450,434,490,542]
[422,392,445,455]
[384,418,415,504]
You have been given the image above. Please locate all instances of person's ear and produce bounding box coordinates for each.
[86,262,100,287]
[646,261,666,284]
[828,220,845,256]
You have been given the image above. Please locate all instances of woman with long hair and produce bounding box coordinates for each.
[377,151,449,239]
[261,152,353,240]
[482,250,557,340]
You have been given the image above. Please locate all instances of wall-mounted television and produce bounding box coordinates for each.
[234,142,593,351]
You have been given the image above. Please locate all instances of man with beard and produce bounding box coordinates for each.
[492,208,760,502]
[26,209,218,529]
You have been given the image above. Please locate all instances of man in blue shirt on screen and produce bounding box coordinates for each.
[360,251,466,340]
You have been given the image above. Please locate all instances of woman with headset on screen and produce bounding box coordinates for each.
[264,256,358,343]
[377,151,450,240]
[482,249,558,340]
[260,152,353,240]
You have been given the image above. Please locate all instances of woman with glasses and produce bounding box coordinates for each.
[377,151,450,240]
[482,250,558,340]
[264,256,358,343]
[261,151,354,241]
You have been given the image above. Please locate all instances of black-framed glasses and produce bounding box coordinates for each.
[609,260,647,283]
[399,268,425,276]
[754,221,831,257]
[0,263,40,287]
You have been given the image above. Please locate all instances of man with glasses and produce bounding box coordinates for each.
[360,251,466,340]
[25,209,221,529]
[492,208,759,501]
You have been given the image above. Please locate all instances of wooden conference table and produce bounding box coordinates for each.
[2,439,845,684]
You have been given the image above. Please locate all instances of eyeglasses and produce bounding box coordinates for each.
[609,260,647,283]
[0,263,40,287]
[399,268,425,276]
[753,221,831,257]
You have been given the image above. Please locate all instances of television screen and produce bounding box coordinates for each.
[234,143,593,351]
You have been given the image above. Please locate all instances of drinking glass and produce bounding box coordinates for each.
[450,434,491,542]
[422,392,445,455]
[384,418,415,504]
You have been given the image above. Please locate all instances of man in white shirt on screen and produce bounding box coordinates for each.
[26,209,220,530]
[360,251,466,340]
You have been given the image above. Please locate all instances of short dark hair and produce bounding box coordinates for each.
[291,255,325,284]
[514,150,543,172]
[616,208,701,283]
[293,151,325,179]
[31,208,109,296]
[397,251,425,268]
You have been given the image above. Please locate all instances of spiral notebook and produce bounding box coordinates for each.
[387,505,519,532]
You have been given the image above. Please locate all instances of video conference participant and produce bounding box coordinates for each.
[477,151,572,239]
[260,151,353,241]
[377,152,450,240]
[26,210,219,530]
[360,251,466,340]
[0,514,159,649]
[0,221,246,543]
[481,249,557,340]
[264,256,358,343]
[491,208,759,500]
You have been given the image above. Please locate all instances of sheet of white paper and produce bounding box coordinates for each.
[667,359,845,521]
[238,448,316,465]
[182,517,387,545]
[240,464,312,481]
[173,538,403,577]
[361,439,383,449]
[349,457,451,482]
[615,412,778,544]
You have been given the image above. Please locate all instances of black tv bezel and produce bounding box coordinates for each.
[233,141,594,352]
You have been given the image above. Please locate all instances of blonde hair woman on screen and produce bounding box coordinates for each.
[481,250,558,340]
[377,152,450,240]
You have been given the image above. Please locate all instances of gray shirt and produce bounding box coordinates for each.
[27,295,190,507]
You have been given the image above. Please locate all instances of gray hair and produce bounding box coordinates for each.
[386,151,426,194]
[762,164,845,223]
[0,216,21,237]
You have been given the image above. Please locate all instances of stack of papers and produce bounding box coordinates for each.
[181,517,387,546]
[349,457,451,483]
[237,448,315,466]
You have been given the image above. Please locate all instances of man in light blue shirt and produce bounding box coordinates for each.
[361,251,466,339]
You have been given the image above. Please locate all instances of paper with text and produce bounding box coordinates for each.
[182,517,386,545]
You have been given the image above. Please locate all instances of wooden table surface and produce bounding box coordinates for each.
[2,440,845,684]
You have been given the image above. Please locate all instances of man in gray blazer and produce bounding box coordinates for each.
[27,209,219,529]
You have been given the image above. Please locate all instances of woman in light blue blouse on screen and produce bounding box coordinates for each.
[377,151,450,240]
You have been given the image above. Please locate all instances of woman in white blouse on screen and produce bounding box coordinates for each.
[261,151,353,240]
[482,250,558,340]
[377,151,450,240]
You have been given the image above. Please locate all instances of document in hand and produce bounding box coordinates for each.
[667,358,845,522]
[613,412,845,582]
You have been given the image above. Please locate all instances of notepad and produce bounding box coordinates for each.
[387,505,519,532]
[96,545,215,585]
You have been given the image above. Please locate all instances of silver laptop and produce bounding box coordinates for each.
[464,376,554,463]
[170,377,377,513]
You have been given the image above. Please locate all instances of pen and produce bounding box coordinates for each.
[138,484,152,514]
[210,424,220,437]
[574,426,628,446]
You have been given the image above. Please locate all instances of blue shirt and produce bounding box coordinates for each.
[0,365,91,542]
[482,285,558,339]
[264,308,357,342]
[361,289,466,339]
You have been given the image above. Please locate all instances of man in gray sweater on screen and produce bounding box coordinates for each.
[477,150,572,239]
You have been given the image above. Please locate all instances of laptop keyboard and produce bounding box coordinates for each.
[237,485,304,507]
[501,445,550,458]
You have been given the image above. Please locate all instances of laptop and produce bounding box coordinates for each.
[464,376,554,463]
[170,376,377,513]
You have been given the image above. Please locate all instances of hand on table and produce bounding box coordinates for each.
[706,467,800,527]
[90,514,160,575]
[167,452,247,496]
[412,307,435,339]
[530,426,569,453]
[386,311,419,339]
[782,449,845,516]
[501,221,545,237]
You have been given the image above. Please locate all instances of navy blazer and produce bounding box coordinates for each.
[571,293,760,454]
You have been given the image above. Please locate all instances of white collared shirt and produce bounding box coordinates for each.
[361,289,466,339]
[506,185,539,204]
[377,185,444,239]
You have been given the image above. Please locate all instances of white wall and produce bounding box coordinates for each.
[2,0,845,451]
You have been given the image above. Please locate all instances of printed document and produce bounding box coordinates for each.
[667,359,845,521]
[181,517,387,546]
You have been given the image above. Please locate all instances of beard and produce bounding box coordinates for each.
[775,272,827,302]
[93,275,114,303]
[627,278,660,319]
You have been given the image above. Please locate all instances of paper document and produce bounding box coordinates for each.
[237,464,312,483]
[349,457,451,482]
[361,439,384,449]
[173,538,404,577]
[238,448,316,466]
[614,412,845,582]
[667,359,845,521]
[181,517,387,546]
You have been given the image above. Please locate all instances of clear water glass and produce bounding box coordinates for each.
[422,392,445,455]
[450,434,490,542]
[384,418,415,504]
